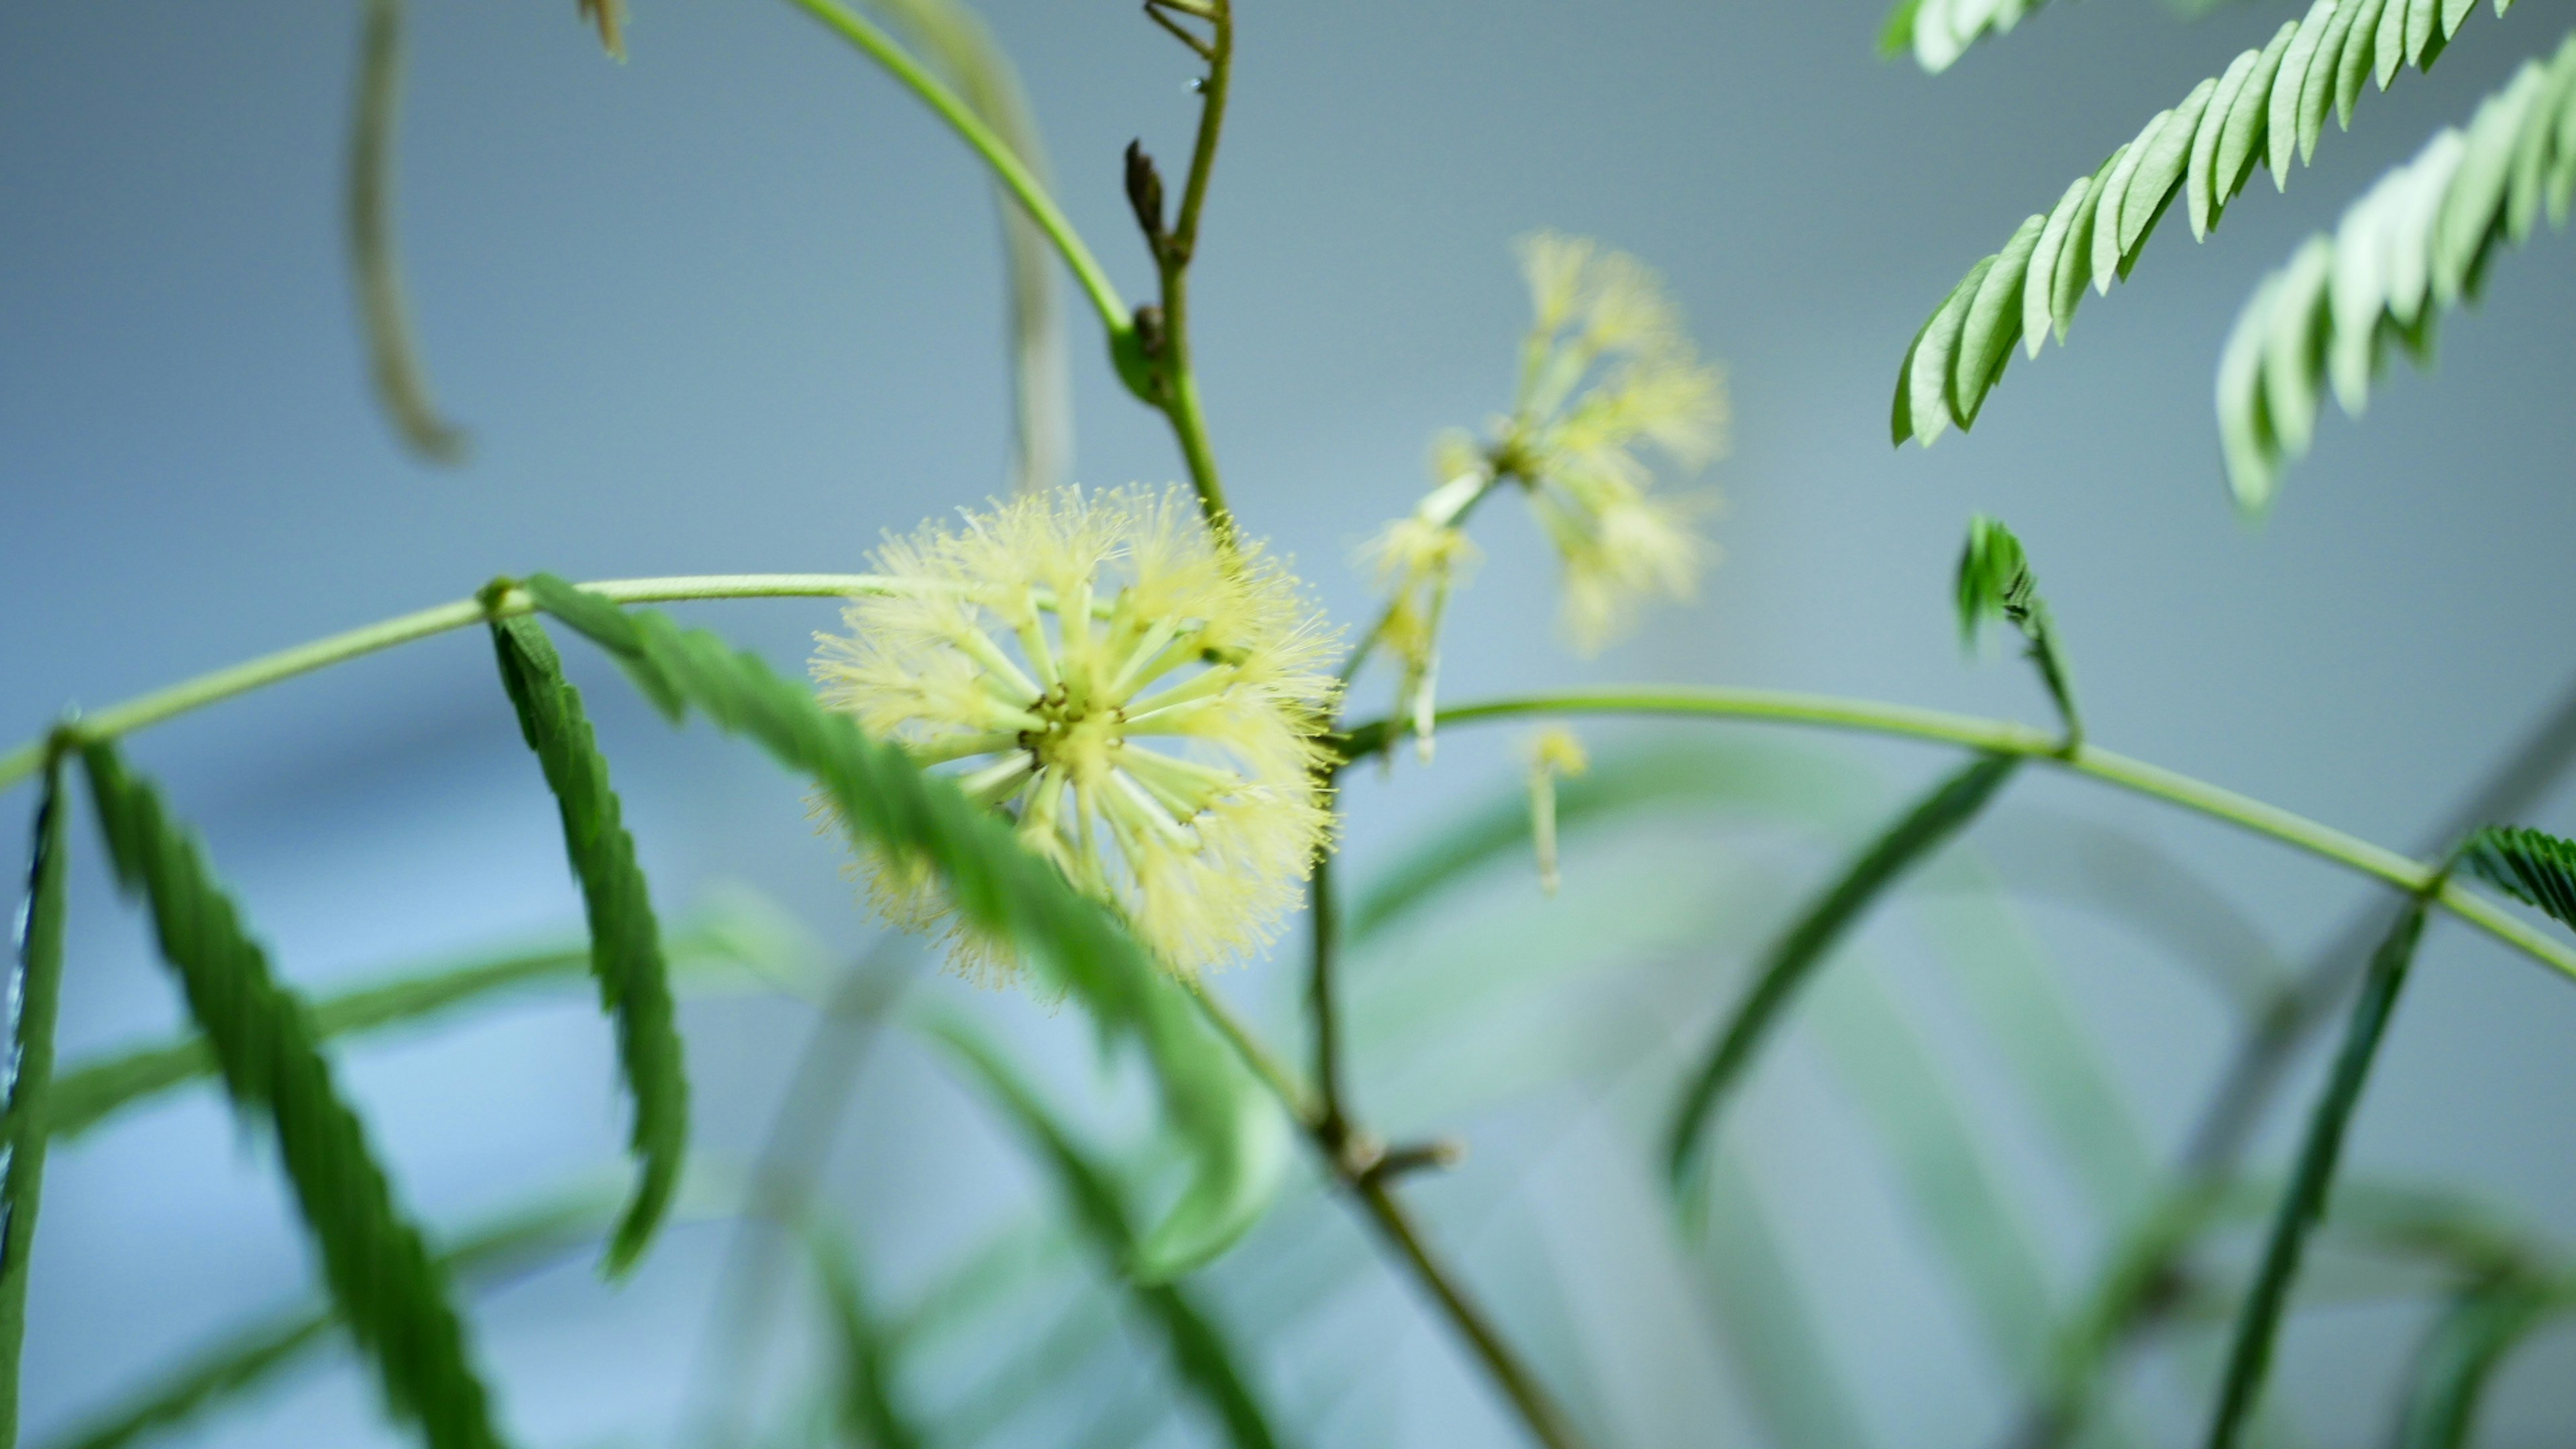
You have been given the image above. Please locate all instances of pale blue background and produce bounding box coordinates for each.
[5,0,2576,1444]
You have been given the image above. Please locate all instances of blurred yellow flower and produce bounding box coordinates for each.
[812,485,1341,979]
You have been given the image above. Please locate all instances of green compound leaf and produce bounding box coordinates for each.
[0,757,72,1449]
[1892,0,2519,447]
[2218,30,2576,511]
[1883,0,2061,76]
[2396,1269,2576,1449]
[1956,515,2081,747]
[38,1194,606,1449]
[2457,822,2576,928]
[490,613,686,1277]
[924,1014,1287,1449]
[78,742,508,1449]
[2205,891,2433,1449]
[524,573,1283,1279]
[1664,752,2021,1190]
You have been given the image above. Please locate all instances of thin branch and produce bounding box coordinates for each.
[780,0,1132,341]
[1336,689,2576,987]
[1142,2,1215,62]
[1307,850,1352,1150]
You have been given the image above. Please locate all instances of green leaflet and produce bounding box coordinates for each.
[347,0,466,464]
[1955,515,2082,747]
[923,1015,1287,1449]
[1664,753,2020,1189]
[2458,823,2576,929]
[523,574,1282,1278]
[2216,32,2576,511]
[806,1227,926,1449]
[2396,1270,2576,1448]
[2204,892,2434,1449]
[489,613,687,1277]
[1886,0,2059,75]
[1893,0,2518,447]
[76,742,507,1449]
[38,1195,606,1449]
[0,758,72,1449]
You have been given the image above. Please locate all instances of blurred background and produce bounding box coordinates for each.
[5,0,2576,1444]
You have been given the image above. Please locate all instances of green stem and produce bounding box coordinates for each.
[1337,688,2576,987]
[781,0,1132,343]
[1139,0,1233,528]
[0,575,901,794]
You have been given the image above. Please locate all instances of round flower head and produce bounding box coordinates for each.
[812,485,1341,979]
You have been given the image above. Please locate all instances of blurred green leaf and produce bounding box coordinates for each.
[1683,1149,1870,1449]
[2207,893,2432,1449]
[490,614,686,1275]
[2459,823,2576,930]
[528,573,1284,1278]
[922,1014,1288,1449]
[38,1194,608,1449]
[2398,1269,2576,1448]
[1666,753,2019,1188]
[1,757,72,1449]
[1956,515,2080,745]
[806,1227,925,1449]
[80,742,507,1449]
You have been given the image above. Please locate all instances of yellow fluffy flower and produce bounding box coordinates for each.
[812,485,1341,979]
[1501,233,1728,653]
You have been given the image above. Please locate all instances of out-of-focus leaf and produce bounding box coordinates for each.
[490,614,685,1275]
[861,0,1069,494]
[80,743,506,1449]
[1666,753,2019,1188]
[529,574,1284,1278]
[806,1228,924,1449]
[2206,894,2432,1449]
[2397,1269,2576,1448]
[2459,823,2576,930]
[39,906,786,1147]
[922,1014,1287,1449]
[1682,1148,1871,1449]
[1955,515,2080,745]
[35,1191,602,1449]
[1,757,72,1449]
[347,0,468,464]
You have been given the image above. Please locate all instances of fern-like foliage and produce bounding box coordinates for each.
[1,758,72,1448]
[522,574,1285,1278]
[1894,0,2518,449]
[2217,30,2576,510]
[80,743,508,1449]
[489,614,687,1276]
[1956,515,2082,746]
[2457,822,2576,928]
[1882,0,2059,76]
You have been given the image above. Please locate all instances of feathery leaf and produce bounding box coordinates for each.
[78,743,507,1449]
[525,574,1283,1278]
[0,757,71,1449]
[2205,890,2433,1449]
[348,0,467,464]
[1893,0,2518,446]
[2218,30,2576,508]
[1665,753,2019,1189]
[2457,822,2576,928]
[1884,0,2061,76]
[490,614,686,1276]
[1957,515,2082,746]
[924,1015,1287,1449]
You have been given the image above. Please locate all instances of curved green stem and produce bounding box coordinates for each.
[0,575,900,794]
[782,0,1132,344]
[1338,688,2576,986]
